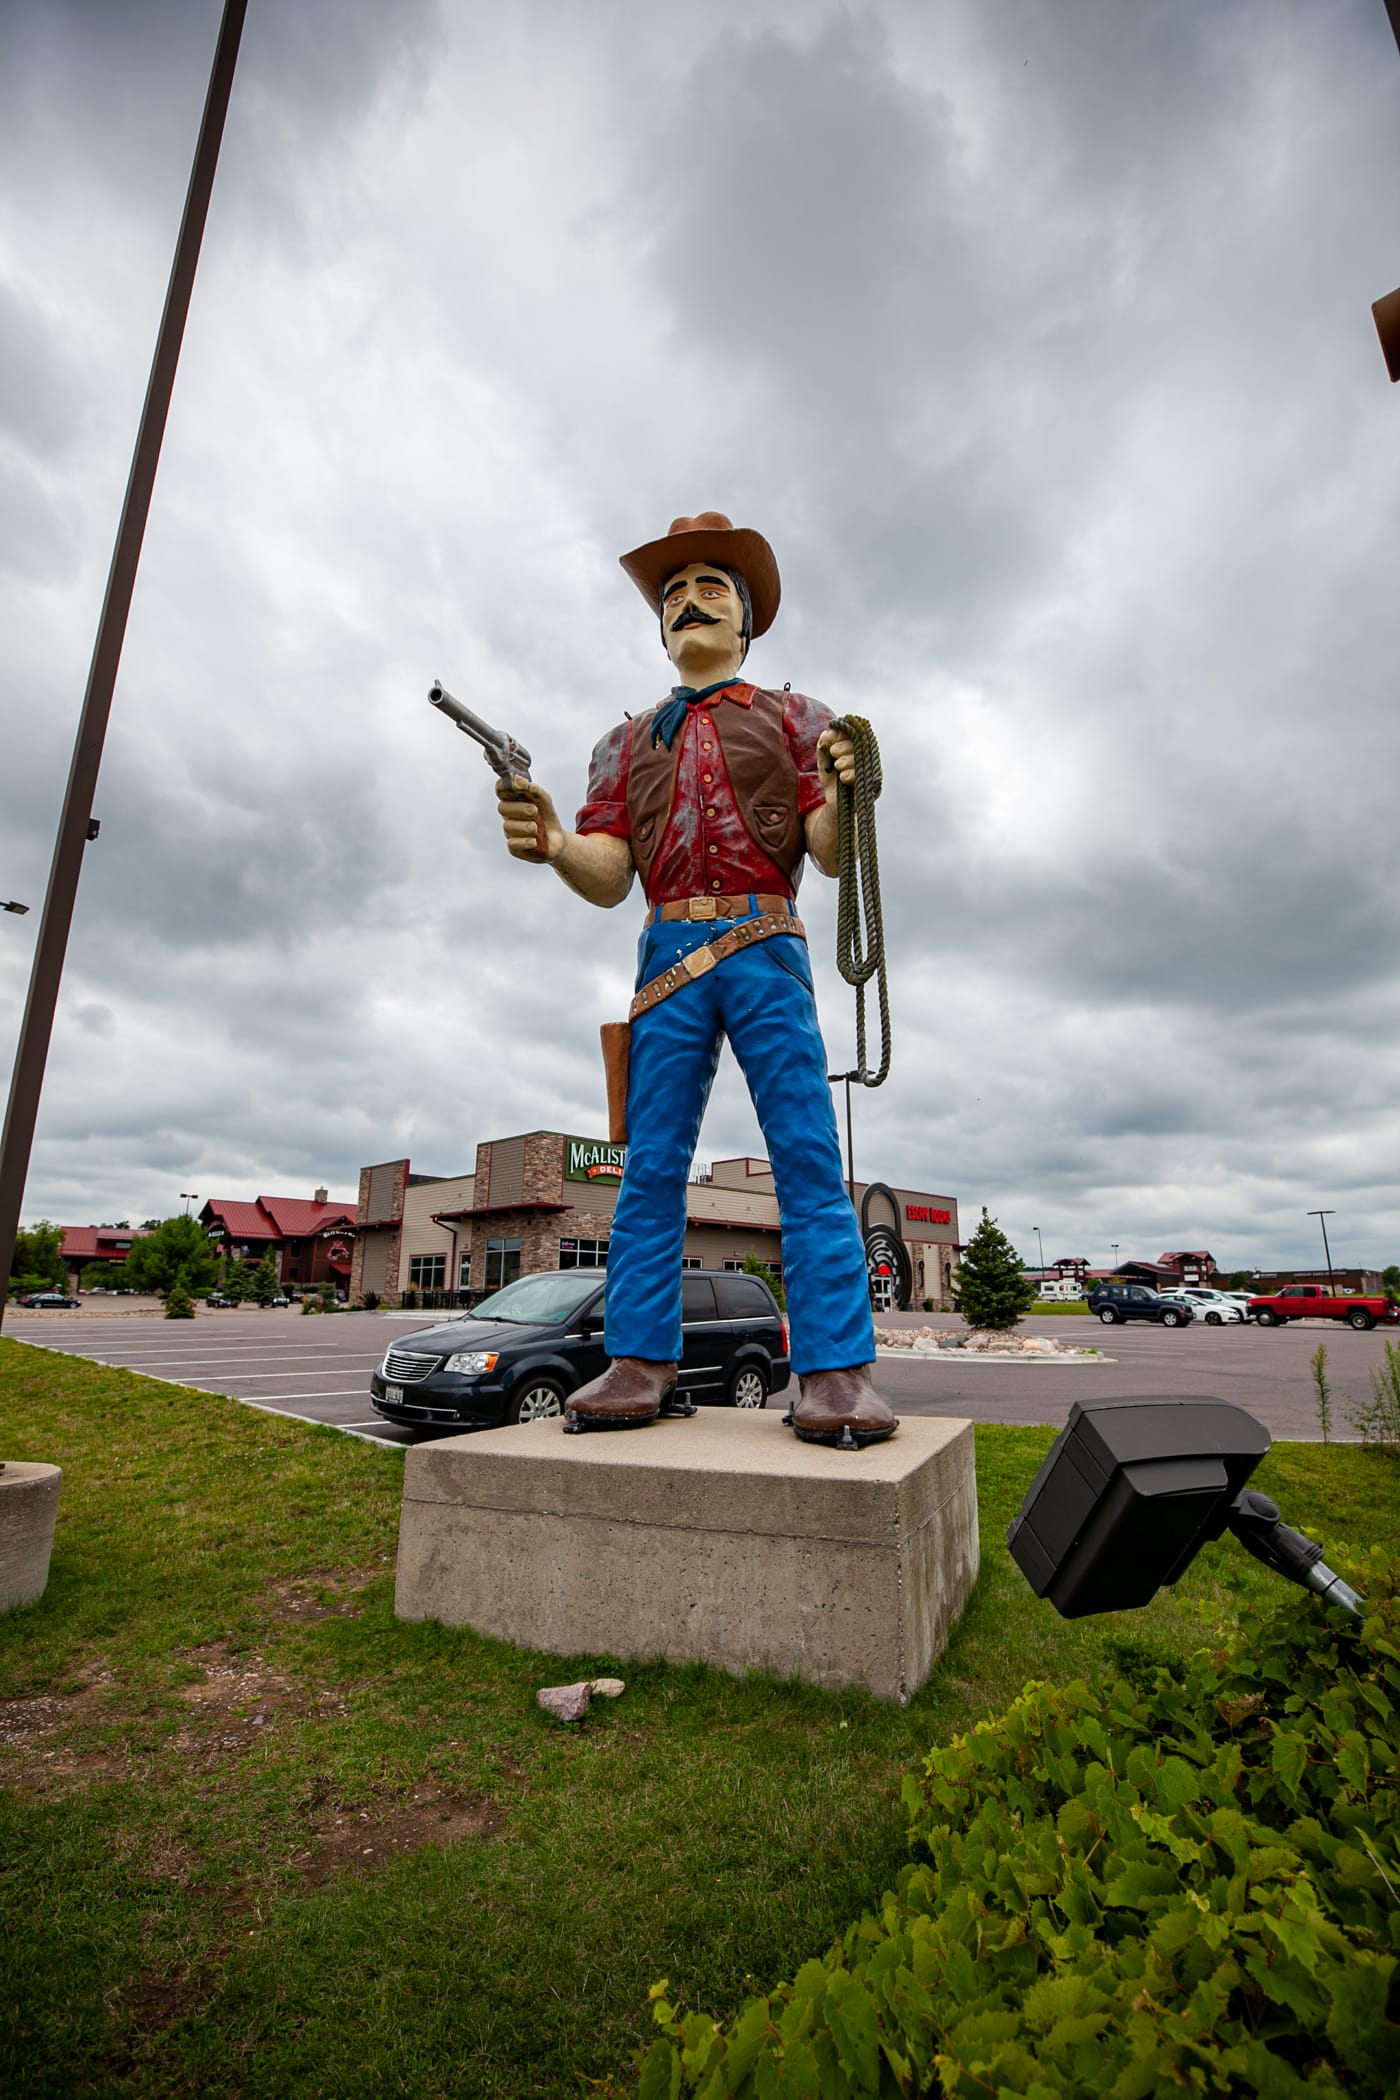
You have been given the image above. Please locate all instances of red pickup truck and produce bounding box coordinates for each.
[1249,1284,1398,1331]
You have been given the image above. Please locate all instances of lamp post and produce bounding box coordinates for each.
[1111,1241,1120,1271]
[181,1192,197,1217]
[1306,1209,1337,1294]
[1033,1225,1047,1285]
[827,1070,859,1208]
[0,0,247,1340]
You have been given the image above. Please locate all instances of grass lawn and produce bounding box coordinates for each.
[2,1338,1395,2098]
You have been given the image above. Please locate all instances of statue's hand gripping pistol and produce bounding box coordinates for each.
[429,678,548,862]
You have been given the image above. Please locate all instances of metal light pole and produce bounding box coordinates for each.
[1111,1242,1120,1270]
[181,1193,198,1216]
[1034,1225,1047,1283]
[0,0,246,1335]
[1307,1209,1337,1294]
[828,1069,859,1208]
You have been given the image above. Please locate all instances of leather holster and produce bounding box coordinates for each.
[601,1021,630,1143]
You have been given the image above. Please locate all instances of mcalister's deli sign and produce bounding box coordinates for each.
[565,1138,628,1184]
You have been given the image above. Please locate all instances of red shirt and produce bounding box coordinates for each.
[575,683,833,905]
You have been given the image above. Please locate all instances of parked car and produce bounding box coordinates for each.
[1088,1282,1193,1328]
[369,1267,791,1430]
[204,1291,235,1308]
[16,1291,79,1309]
[1174,1287,1245,1325]
[268,1293,290,1308]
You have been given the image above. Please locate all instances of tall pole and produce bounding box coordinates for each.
[0,0,246,1334]
[1307,1209,1337,1294]
[828,1070,858,1209]
[1034,1225,1047,1282]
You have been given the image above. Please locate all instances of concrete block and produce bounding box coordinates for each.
[0,1462,62,1614]
[395,1413,977,1703]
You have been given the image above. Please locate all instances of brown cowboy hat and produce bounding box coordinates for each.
[619,511,781,638]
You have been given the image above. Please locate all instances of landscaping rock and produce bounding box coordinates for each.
[536,1677,626,1723]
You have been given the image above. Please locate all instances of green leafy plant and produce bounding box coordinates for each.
[741,1253,786,1313]
[1311,1340,1334,1443]
[951,1209,1036,1330]
[123,1214,218,1298]
[222,1259,256,1304]
[621,1560,1400,2098]
[1349,1340,1400,1455]
[7,1219,66,1297]
[164,1283,195,1320]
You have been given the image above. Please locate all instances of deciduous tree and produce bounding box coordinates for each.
[123,1215,219,1298]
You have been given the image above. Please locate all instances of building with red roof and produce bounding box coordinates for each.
[198,1189,357,1292]
[58,1224,148,1286]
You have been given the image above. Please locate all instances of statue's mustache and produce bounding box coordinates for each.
[669,606,720,632]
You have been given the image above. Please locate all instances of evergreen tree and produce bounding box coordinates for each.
[164,1284,196,1319]
[741,1253,786,1313]
[953,1208,1037,1330]
[223,1259,256,1304]
[251,1253,280,1306]
[123,1215,219,1297]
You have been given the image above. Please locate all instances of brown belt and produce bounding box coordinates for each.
[629,911,806,1021]
[646,893,793,925]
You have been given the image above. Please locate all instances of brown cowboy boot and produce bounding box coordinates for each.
[563,1357,691,1433]
[785,1364,897,1450]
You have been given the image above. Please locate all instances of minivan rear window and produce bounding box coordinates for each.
[716,1277,774,1319]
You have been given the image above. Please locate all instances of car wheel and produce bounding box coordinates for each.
[1254,1309,1278,1327]
[1162,1309,1184,1328]
[728,1363,769,1410]
[507,1377,566,1424]
[1097,1308,1119,1325]
[1204,1310,1223,1325]
[1347,1309,1374,1332]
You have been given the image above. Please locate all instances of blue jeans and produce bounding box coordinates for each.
[603,904,876,1376]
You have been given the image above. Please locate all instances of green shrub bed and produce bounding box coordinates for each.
[629,1555,1400,2097]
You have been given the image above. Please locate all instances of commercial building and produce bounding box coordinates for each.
[350,1129,960,1313]
[198,1190,358,1292]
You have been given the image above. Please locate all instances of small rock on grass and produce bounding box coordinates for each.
[536,1677,625,1723]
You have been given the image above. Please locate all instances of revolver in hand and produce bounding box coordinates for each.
[428,680,532,786]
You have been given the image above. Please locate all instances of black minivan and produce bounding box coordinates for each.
[369,1267,791,1430]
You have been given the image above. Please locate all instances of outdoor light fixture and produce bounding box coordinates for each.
[1007,1396,1365,1628]
[2,901,29,915]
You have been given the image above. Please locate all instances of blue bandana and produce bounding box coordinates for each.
[650,678,742,751]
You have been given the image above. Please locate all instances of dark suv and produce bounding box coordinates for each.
[1088,1282,1192,1328]
[369,1267,790,1430]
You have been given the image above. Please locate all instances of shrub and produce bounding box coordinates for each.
[623,1558,1400,2097]
[164,1284,195,1320]
[1349,1340,1400,1455]
[301,1297,321,1315]
[741,1253,786,1313]
[361,1290,381,1311]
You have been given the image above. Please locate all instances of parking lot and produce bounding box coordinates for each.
[6,1304,1390,1444]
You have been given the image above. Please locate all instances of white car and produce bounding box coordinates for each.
[1176,1287,1244,1325]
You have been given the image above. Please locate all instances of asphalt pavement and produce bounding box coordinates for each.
[6,1305,1391,1446]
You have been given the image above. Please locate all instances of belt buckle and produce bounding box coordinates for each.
[682,945,718,979]
[689,897,718,920]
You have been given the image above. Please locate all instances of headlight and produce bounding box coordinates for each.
[444,1350,498,1375]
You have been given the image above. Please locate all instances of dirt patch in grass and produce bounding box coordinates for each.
[289,1782,501,1887]
[267,1568,381,1622]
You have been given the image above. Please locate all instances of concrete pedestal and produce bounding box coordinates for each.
[0,1462,62,1613]
[395,1412,977,1703]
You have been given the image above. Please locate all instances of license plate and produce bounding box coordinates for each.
[384,1384,403,1403]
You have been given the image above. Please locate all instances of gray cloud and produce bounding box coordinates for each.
[3,0,1399,1279]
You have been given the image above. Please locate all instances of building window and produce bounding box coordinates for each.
[409,1254,445,1290]
[722,1257,781,1275]
[458,1254,472,1289]
[681,1256,703,1270]
[485,1237,521,1290]
[559,1237,609,1269]
[723,1259,745,1272]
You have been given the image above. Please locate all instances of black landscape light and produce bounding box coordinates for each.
[1007,1396,1365,1628]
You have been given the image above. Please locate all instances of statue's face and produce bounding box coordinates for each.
[660,562,747,674]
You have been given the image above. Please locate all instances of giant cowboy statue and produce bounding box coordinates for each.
[494,511,897,1451]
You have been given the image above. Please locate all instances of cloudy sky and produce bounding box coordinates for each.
[2,0,1398,1275]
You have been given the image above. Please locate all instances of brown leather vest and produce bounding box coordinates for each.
[625,686,805,892]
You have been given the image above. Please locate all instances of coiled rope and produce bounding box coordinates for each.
[830,714,890,1087]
